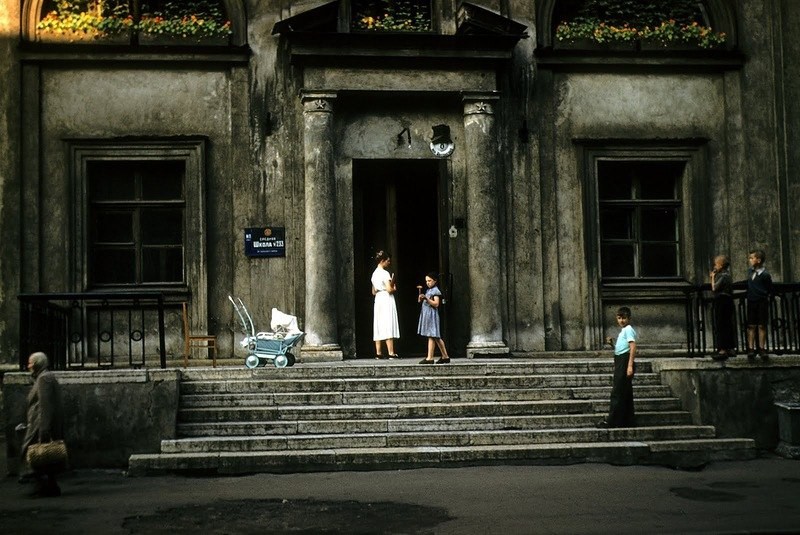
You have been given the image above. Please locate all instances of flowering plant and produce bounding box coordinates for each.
[352,0,431,32]
[640,20,727,49]
[555,18,638,43]
[137,1,232,38]
[354,12,430,32]
[556,18,727,49]
[37,3,133,37]
[37,0,232,40]
[137,14,232,38]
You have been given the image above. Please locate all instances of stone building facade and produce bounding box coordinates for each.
[0,0,798,364]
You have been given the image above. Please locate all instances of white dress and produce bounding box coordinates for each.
[371,266,400,341]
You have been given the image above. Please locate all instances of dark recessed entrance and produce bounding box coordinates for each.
[353,159,447,358]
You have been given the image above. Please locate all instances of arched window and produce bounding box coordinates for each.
[23,0,246,46]
[537,0,736,50]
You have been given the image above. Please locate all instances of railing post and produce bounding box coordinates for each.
[158,295,167,369]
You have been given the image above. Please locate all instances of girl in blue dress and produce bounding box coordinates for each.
[417,272,450,364]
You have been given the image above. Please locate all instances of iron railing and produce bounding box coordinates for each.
[684,282,800,356]
[18,292,167,370]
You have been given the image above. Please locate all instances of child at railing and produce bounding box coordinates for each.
[710,254,736,360]
[746,249,773,360]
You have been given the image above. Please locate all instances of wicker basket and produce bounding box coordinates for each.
[26,440,68,471]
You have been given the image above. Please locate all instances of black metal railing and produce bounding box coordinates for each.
[684,282,800,356]
[18,292,167,370]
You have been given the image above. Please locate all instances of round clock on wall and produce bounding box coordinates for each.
[430,124,454,157]
[429,140,455,157]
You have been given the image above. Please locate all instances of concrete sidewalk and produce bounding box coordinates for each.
[1,445,799,534]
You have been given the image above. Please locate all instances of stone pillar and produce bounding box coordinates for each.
[462,92,509,358]
[300,91,342,361]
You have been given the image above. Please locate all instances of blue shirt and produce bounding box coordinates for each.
[615,325,637,355]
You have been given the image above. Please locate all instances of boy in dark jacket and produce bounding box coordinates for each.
[746,249,772,360]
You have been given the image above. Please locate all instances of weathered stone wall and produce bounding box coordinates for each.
[2,370,180,473]
[0,0,21,364]
[0,0,799,362]
[654,357,800,450]
[781,0,800,282]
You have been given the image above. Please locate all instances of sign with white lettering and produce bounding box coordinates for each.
[244,227,286,257]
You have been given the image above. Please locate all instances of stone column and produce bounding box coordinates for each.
[462,92,509,358]
[300,91,342,361]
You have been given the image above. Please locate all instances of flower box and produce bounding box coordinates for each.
[37,30,131,45]
[138,33,230,46]
[555,38,638,51]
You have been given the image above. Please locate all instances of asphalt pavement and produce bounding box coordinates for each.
[1,441,800,534]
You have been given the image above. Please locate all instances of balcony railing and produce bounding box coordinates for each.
[684,282,800,356]
[18,292,167,370]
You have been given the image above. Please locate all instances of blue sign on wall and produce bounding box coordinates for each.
[244,227,286,257]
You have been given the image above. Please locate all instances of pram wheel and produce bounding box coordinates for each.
[286,353,296,367]
[244,354,260,369]
[274,354,288,368]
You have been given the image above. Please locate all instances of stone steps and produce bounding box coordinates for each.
[179,385,675,407]
[176,398,684,422]
[179,375,664,394]
[160,425,718,453]
[128,438,756,475]
[175,411,694,436]
[127,360,757,475]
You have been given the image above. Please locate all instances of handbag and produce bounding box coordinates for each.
[26,440,68,471]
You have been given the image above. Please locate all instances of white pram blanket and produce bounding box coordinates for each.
[271,308,301,334]
[256,308,302,340]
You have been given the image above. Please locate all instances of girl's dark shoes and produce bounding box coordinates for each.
[419,358,434,364]
[435,357,450,364]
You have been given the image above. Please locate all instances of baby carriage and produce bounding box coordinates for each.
[229,296,304,368]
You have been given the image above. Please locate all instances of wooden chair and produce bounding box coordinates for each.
[182,302,217,368]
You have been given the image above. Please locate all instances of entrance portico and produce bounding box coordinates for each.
[278,22,525,359]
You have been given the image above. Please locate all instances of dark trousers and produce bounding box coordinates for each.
[608,352,635,428]
[713,295,736,351]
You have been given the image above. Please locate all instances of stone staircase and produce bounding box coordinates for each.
[127,359,757,475]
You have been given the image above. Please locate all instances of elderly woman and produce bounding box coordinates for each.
[21,352,64,497]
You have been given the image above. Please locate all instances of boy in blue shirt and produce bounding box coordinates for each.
[598,307,637,428]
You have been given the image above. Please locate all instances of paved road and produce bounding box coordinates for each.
[1,452,800,534]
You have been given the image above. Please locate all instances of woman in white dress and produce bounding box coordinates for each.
[371,250,400,359]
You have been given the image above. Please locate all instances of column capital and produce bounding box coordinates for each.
[462,91,500,116]
[300,90,337,113]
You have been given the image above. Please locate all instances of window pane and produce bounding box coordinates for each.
[87,158,187,288]
[92,248,136,284]
[641,209,677,241]
[642,244,678,277]
[141,161,184,200]
[142,248,183,283]
[94,211,134,243]
[601,244,635,278]
[141,209,183,245]
[640,162,682,199]
[88,162,135,200]
[598,161,632,200]
[600,208,633,239]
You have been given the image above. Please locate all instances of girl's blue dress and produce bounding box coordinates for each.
[417,286,442,338]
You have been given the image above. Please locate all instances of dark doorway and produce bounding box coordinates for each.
[353,159,446,358]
